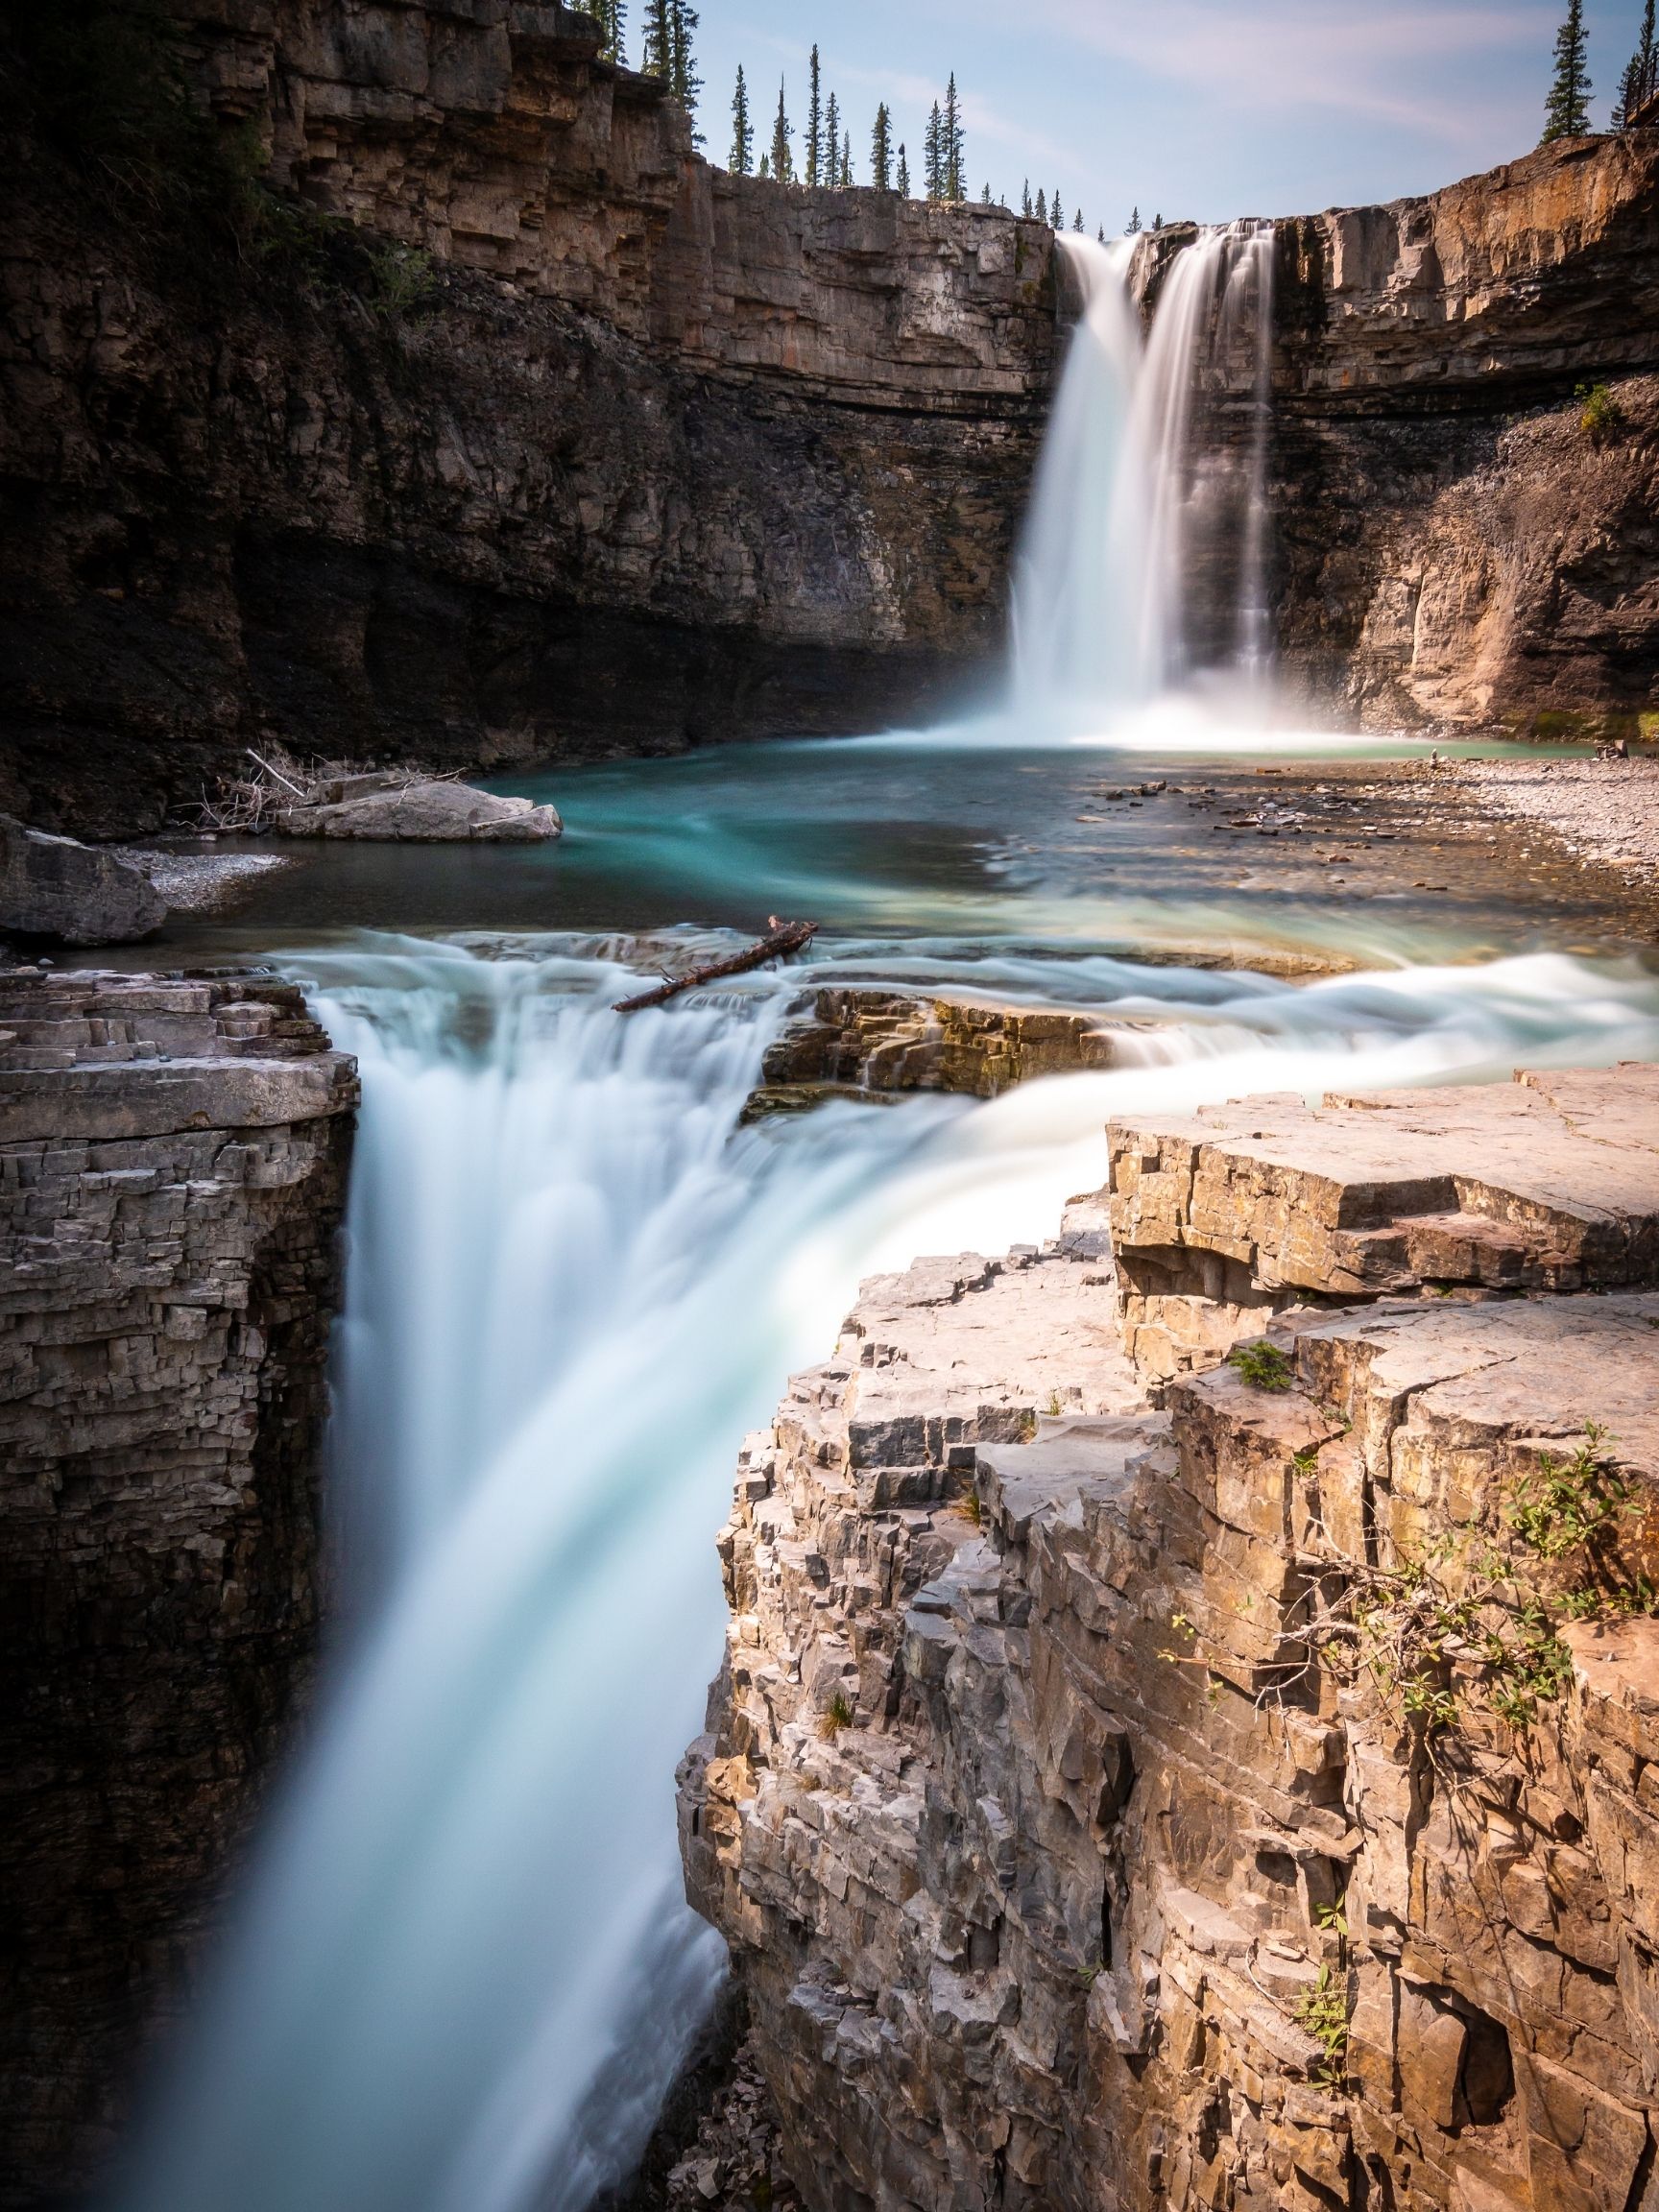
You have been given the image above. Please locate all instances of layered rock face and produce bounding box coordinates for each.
[683,1063,1659,2211]
[0,971,356,2205]
[0,4,1056,835]
[1266,134,1659,732]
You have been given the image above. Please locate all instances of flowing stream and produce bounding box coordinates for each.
[107,227,1659,2212]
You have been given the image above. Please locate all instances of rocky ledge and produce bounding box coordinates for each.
[682,1059,1659,2212]
[0,970,355,2206]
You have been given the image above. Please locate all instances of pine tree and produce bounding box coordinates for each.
[1616,0,1657,123]
[1022,180,1032,217]
[669,0,701,138]
[1072,206,1083,230]
[981,181,992,204]
[824,90,841,183]
[897,142,910,197]
[1096,224,1105,243]
[591,0,626,65]
[1034,186,1046,225]
[771,78,794,181]
[1050,185,1063,230]
[924,101,943,199]
[1153,211,1163,229]
[842,131,852,186]
[943,71,964,200]
[641,0,671,80]
[805,44,823,186]
[730,64,753,175]
[1125,204,1142,233]
[1542,0,1593,140]
[871,103,892,190]
[758,152,771,179]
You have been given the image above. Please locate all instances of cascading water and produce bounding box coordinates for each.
[1012,220,1277,721]
[108,930,1659,2212]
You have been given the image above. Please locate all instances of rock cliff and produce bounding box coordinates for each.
[1266,134,1659,733]
[0,969,356,2206]
[683,1062,1659,2211]
[0,3,1057,835]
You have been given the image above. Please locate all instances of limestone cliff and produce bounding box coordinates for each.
[1267,135,1659,733]
[683,1064,1659,2211]
[0,969,356,2206]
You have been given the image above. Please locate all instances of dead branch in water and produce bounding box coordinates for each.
[613,919,819,1013]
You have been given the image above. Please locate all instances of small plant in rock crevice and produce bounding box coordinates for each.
[1576,381,1625,445]
[818,1689,854,1740]
[1226,1339,1294,1393]
[1295,1963,1350,2089]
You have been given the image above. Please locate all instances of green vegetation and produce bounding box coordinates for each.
[1542,0,1593,142]
[819,1689,855,1738]
[769,79,794,183]
[1615,0,1657,126]
[589,0,627,65]
[1295,1964,1350,2088]
[1577,381,1625,445]
[870,103,893,191]
[1226,1339,1295,1392]
[1508,1423,1633,1558]
[729,64,753,177]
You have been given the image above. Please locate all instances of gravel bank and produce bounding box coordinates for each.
[1462,755,1659,885]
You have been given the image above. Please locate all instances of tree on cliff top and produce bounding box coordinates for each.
[871,103,892,190]
[924,100,943,198]
[640,0,670,80]
[771,79,794,182]
[1614,0,1657,124]
[805,44,823,186]
[943,73,965,200]
[896,141,910,196]
[824,90,841,183]
[1542,0,1593,139]
[669,0,701,137]
[730,64,752,174]
[590,0,625,64]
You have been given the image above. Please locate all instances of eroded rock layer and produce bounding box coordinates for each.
[0,970,356,2205]
[683,1062,1659,2212]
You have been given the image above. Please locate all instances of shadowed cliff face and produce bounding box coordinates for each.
[0,4,1059,835]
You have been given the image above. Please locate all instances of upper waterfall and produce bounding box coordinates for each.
[1012,221,1277,724]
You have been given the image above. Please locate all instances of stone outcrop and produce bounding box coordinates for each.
[747,987,1131,1116]
[0,969,356,2206]
[0,4,1057,835]
[0,815,167,945]
[275,772,564,840]
[1263,135,1659,733]
[1105,1062,1659,1381]
[683,1060,1659,2212]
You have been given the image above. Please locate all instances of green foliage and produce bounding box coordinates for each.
[770,78,794,183]
[589,0,627,65]
[870,103,893,192]
[1542,0,1593,142]
[1576,382,1625,445]
[1295,1964,1349,2088]
[730,65,753,177]
[1614,0,1656,126]
[805,43,822,188]
[1313,1902,1349,1939]
[1227,1339,1294,1393]
[896,142,910,199]
[819,1689,854,1738]
[1508,1425,1632,1559]
[1291,1446,1321,1479]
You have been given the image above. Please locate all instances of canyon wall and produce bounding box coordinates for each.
[0,3,1057,836]
[1266,134,1659,733]
[683,1065,1659,2212]
[0,970,355,2206]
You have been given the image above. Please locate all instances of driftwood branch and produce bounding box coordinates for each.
[613,918,818,1013]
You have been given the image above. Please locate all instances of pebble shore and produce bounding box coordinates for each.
[1462,754,1659,886]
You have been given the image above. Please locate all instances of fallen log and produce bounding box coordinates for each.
[613,918,819,1013]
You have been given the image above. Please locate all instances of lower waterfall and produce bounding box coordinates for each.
[109,937,1659,2212]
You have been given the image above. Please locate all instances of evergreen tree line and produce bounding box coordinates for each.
[1543,0,1659,139]
[730,45,970,198]
[589,0,702,135]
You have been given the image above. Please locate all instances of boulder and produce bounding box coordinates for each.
[0,815,167,945]
[276,780,562,842]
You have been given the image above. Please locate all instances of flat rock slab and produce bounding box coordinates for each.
[276,779,561,842]
[1105,1061,1659,1377]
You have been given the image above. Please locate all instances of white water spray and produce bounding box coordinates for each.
[1013,221,1277,719]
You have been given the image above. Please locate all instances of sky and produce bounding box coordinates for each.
[674,0,1645,230]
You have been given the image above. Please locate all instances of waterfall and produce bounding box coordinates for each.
[106,931,1659,2212]
[1012,220,1278,722]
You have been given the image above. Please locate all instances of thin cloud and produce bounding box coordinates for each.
[992,0,1554,138]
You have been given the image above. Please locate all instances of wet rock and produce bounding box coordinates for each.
[0,970,356,2200]
[0,815,166,945]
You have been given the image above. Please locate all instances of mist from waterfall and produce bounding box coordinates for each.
[1012,221,1278,722]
